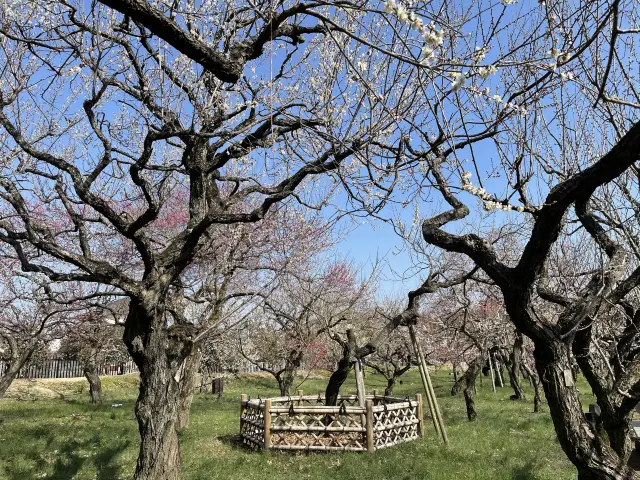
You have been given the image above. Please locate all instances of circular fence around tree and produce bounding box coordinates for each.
[239,392,424,452]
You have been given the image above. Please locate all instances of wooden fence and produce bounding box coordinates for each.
[0,359,138,380]
[240,393,423,452]
[2,359,284,380]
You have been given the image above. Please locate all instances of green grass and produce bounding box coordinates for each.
[0,370,582,480]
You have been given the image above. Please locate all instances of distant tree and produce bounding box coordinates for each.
[241,261,372,396]
[0,274,66,399]
[58,313,129,404]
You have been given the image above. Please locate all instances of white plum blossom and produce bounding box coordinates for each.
[384,0,396,13]
[424,28,445,46]
[560,71,574,82]
[450,73,466,91]
[396,4,409,22]
[478,64,498,79]
[67,66,82,76]
[475,46,488,62]
[409,12,423,30]
[548,48,560,59]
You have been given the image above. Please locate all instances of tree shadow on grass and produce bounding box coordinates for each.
[218,433,252,451]
[511,460,541,480]
[3,431,130,480]
[95,441,131,480]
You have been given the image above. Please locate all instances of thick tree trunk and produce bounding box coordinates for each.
[83,353,102,404]
[0,364,21,400]
[277,371,294,396]
[384,376,397,396]
[124,300,194,480]
[277,350,303,396]
[451,374,464,396]
[603,413,633,462]
[573,326,634,462]
[521,361,543,412]
[508,335,526,400]
[533,343,635,480]
[325,357,351,406]
[463,359,482,421]
[176,347,202,430]
[0,346,36,400]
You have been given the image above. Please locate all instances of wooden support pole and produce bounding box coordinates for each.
[409,326,441,438]
[264,399,272,450]
[240,394,247,433]
[354,359,367,427]
[409,325,448,444]
[416,393,424,437]
[354,360,366,408]
[365,399,375,452]
[421,352,448,445]
[297,389,303,406]
[495,355,504,387]
[488,353,497,393]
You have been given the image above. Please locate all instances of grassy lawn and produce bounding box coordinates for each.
[0,369,581,480]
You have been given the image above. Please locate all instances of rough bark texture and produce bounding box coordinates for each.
[0,363,21,400]
[508,334,526,400]
[124,300,194,480]
[83,351,102,404]
[276,350,304,396]
[176,347,202,430]
[384,377,397,396]
[325,329,375,406]
[534,343,636,480]
[522,361,543,413]
[463,359,482,421]
[573,323,635,462]
[0,343,36,400]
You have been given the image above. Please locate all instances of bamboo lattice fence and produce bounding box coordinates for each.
[240,392,423,452]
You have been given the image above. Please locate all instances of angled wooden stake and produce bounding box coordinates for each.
[409,325,448,444]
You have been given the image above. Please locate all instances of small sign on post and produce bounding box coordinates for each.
[563,369,575,387]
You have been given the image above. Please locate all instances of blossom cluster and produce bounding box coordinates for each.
[384,0,445,65]
[461,172,525,212]
[478,65,498,79]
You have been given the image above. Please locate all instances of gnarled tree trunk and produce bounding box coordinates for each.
[176,346,202,429]
[83,349,102,404]
[125,299,194,480]
[0,339,37,400]
[508,334,526,400]
[521,361,543,413]
[573,324,634,462]
[463,358,482,421]
[277,350,303,396]
[533,343,636,480]
[0,362,22,399]
[325,356,351,406]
